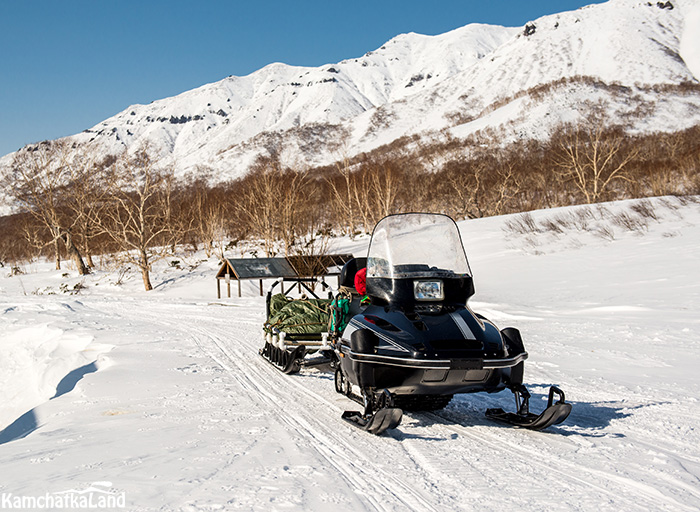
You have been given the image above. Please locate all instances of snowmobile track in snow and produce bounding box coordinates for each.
[208,308,700,512]
[93,301,700,512]
[197,324,443,511]
[424,411,698,512]
[126,304,442,512]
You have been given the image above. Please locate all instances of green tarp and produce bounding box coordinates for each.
[265,293,333,335]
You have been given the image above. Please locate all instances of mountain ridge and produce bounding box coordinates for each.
[2,0,699,182]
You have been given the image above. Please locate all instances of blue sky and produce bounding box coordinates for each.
[0,0,604,157]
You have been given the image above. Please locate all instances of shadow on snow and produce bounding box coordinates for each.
[0,361,98,446]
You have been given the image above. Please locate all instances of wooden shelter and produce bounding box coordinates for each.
[216,254,354,298]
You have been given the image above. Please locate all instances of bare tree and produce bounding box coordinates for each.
[0,214,40,267]
[279,168,312,256]
[442,158,488,220]
[186,178,230,259]
[326,154,358,235]
[235,160,281,257]
[551,122,638,204]
[99,147,177,291]
[63,150,115,268]
[365,162,401,223]
[19,215,50,261]
[491,160,523,216]
[5,140,90,274]
[235,157,312,257]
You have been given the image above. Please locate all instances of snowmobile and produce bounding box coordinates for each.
[261,213,571,435]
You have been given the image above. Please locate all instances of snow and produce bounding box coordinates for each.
[0,310,111,434]
[1,196,700,510]
[680,0,700,80]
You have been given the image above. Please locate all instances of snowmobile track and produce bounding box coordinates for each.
[91,301,700,512]
[197,322,443,512]
[172,314,686,512]
[424,411,698,512]
[125,304,442,512]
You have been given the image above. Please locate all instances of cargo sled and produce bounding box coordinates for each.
[260,277,336,374]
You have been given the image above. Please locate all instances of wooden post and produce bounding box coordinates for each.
[259,279,263,296]
[237,278,241,298]
[217,278,221,299]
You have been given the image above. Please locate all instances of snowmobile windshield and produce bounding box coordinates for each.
[366,214,471,280]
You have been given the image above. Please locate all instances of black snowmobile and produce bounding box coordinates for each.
[261,213,571,435]
[333,213,571,434]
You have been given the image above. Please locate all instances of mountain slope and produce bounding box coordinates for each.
[65,23,516,176]
[339,0,700,157]
[2,0,699,182]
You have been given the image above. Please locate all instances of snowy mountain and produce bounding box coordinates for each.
[3,0,700,180]
[65,22,518,175]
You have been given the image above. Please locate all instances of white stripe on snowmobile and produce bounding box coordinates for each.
[450,312,477,340]
[345,319,411,352]
[366,326,411,352]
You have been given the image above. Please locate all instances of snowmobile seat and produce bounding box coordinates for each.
[339,257,367,292]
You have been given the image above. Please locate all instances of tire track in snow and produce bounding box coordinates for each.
[115,302,440,512]
[425,411,698,512]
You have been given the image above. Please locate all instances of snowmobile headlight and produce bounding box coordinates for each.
[414,280,444,301]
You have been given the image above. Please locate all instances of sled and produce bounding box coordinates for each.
[259,277,335,374]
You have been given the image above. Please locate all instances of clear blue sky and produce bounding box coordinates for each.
[0,0,604,157]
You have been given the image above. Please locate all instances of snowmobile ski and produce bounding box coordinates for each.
[342,408,403,435]
[340,388,402,435]
[485,385,572,431]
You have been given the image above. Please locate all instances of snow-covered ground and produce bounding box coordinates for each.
[1,196,699,511]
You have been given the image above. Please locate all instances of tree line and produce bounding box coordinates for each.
[1,118,698,290]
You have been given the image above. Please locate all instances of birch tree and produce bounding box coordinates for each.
[5,140,90,274]
[551,123,638,204]
[99,147,177,291]
[235,157,311,257]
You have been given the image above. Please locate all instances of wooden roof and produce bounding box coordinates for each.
[216,254,354,280]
